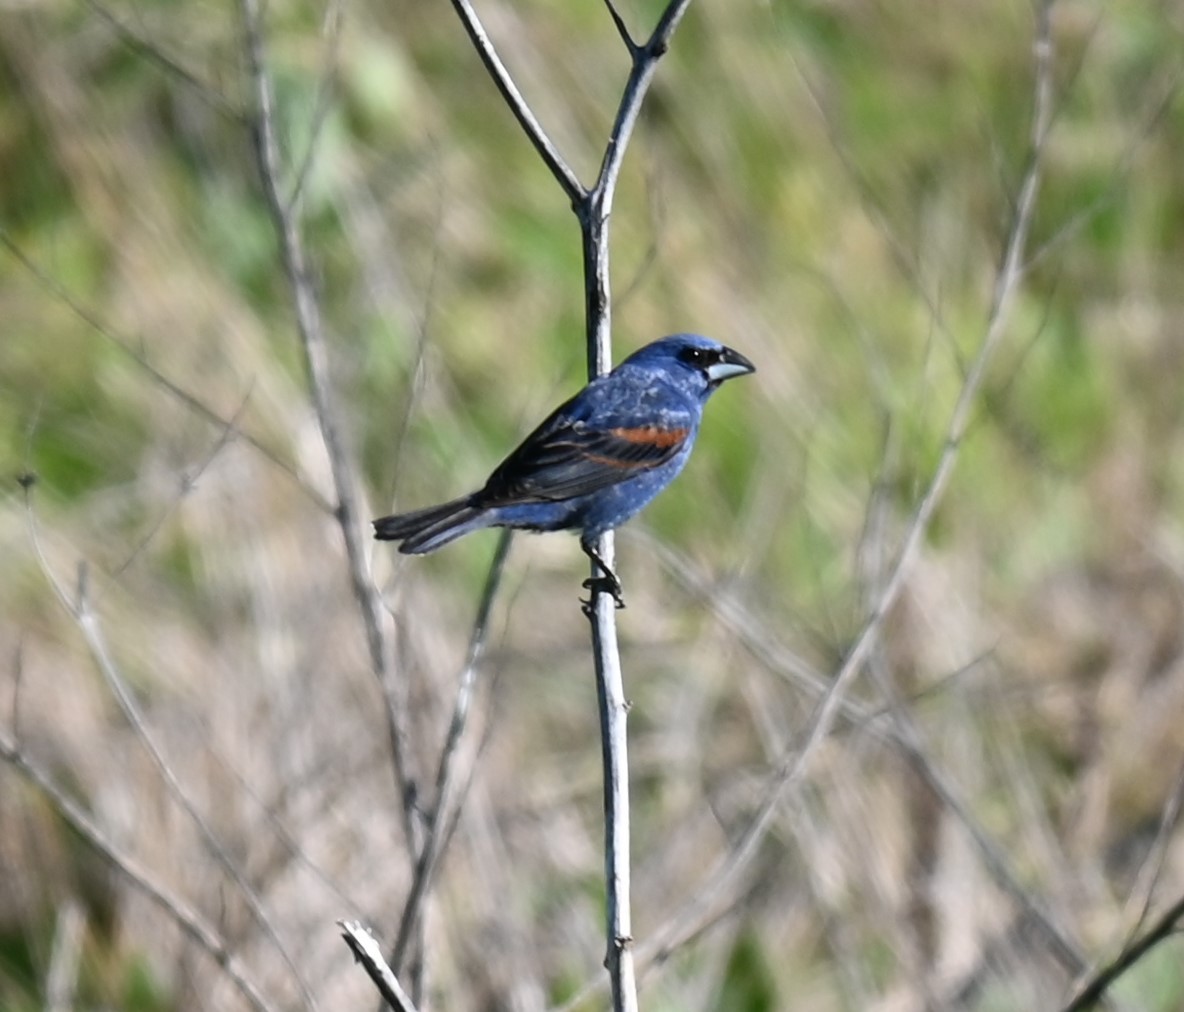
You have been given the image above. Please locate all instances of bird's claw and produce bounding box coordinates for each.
[581,574,626,611]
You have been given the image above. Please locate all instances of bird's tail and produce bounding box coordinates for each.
[373,496,490,554]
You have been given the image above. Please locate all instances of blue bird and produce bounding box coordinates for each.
[374,334,755,606]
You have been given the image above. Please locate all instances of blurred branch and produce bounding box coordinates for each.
[24,489,319,1011]
[1122,758,1184,938]
[1060,892,1184,1012]
[289,0,345,211]
[867,658,1100,994]
[87,0,243,121]
[45,899,85,1012]
[0,229,329,513]
[652,529,1117,1003]
[237,0,424,866]
[854,429,1101,994]
[341,921,420,1012]
[114,385,252,577]
[1027,61,1183,273]
[390,530,511,972]
[0,730,277,1012]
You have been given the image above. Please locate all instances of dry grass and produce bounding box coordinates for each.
[4,0,1184,1009]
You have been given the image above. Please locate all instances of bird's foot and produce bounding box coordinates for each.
[580,539,626,612]
[581,572,626,611]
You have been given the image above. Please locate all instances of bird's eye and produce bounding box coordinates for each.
[680,346,717,368]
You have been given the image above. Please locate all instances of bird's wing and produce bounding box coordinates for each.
[477,392,692,506]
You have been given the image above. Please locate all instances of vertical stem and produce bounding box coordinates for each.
[449,6,693,1008]
[580,192,637,1011]
[582,191,612,377]
[589,595,637,1011]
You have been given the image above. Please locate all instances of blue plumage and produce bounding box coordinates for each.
[374,334,755,604]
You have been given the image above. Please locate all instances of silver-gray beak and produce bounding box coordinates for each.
[706,346,756,384]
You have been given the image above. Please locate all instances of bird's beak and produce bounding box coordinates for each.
[706,346,756,384]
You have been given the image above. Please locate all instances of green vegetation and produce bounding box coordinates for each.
[3,0,1184,1008]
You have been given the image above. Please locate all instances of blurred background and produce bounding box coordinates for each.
[3,0,1184,1008]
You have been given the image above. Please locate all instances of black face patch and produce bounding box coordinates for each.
[677,345,722,369]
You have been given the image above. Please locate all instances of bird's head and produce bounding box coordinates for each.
[622,334,756,398]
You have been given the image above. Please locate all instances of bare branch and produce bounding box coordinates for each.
[1060,892,1184,1012]
[289,0,345,212]
[340,921,420,1012]
[585,565,637,1012]
[582,0,694,378]
[602,0,639,56]
[443,4,694,1007]
[590,0,693,228]
[575,7,694,1009]
[113,385,253,577]
[448,0,585,204]
[1121,758,1184,939]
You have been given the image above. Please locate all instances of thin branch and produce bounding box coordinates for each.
[557,662,1085,1012]
[872,668,1096,986]
[390,530,512,972]
[589,0,693,241]
[340,921,420,1012]
[237,0,423,861]
[585,568,637,1012]
[87,0,243,121]
[113,385,253,577]
[288,0,345,212]
[1122,735,1184,939]
[1025,60,1182,274]
[852,425,1096,987]
[580,0,694,380]
[603,0,639,56]
[447,0,585,204]
[0,731,277,1012]
[1060,892,1184,1012]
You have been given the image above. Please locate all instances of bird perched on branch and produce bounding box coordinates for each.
[374,333,755,607]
